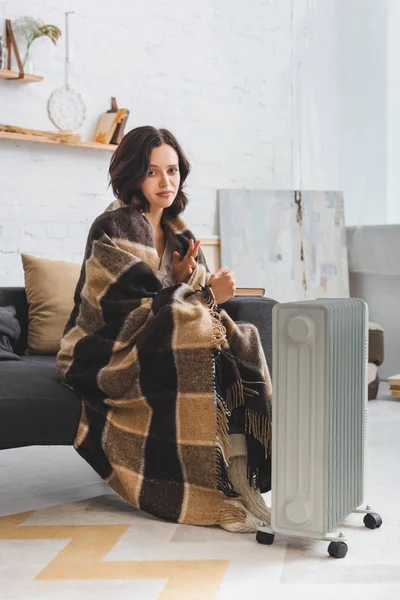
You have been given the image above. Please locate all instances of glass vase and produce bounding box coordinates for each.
[22,45,35,75]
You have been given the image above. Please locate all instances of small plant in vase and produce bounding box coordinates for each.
[13,16,61,74]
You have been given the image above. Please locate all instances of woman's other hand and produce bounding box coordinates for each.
[209,267,236,305]
[172,238,201,283]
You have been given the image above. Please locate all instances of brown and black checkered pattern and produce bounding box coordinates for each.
[57,199,272,526]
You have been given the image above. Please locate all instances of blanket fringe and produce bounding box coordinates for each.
[216,448,239,498]
[210,307,227,348]
[218,499,248,525]
[216,348,271,450]
[245,408,272,453]
[213,351,239,499]
[211,309,272,495]
[245,438,272,493]
[215,391,230,464]
[214,345,272,494]
[215,347,245,410]
[226,378,245,409]
[245,409,272,491]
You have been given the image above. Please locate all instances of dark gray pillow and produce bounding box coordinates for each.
[0,305,21,361]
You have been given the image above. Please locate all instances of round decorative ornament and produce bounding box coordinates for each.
[47,12,86,132]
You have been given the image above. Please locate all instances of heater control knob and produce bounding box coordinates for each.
[287,315,312,343]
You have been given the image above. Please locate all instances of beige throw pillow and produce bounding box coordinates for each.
[21,254,81,354]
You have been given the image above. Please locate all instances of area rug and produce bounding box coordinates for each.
[0,492,282,600]
[0,486,395,600]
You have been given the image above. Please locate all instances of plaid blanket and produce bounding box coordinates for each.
[57,199,272,526]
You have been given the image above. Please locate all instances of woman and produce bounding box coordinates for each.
[57,126,272,533]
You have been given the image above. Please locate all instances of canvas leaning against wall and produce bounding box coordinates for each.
[218,190,349,303]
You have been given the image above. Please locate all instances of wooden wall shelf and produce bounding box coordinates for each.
[0,69,44,82]
[0,131,117,151]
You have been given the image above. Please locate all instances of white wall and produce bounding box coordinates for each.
[387,0,400,225]
[337,0,388,228]
[0,0,392,286]
[0,0,286,285]
[289,0,389,227]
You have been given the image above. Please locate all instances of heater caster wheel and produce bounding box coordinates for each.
[363,512,383,529]
[256,531,275,545]
[328,541,348,559]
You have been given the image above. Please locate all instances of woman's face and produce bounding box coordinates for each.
[141,144,181,212]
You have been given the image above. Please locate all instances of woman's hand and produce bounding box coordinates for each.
[209,267,236,305]
[172,239,201,283]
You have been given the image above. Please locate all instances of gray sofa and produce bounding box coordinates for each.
[0,287,277,451]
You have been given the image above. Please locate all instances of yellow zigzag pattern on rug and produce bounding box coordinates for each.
[0,510,228,600]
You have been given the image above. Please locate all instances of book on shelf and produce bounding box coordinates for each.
[387,374,400,397]
[92,112,119,145]
[235,288,265,296]
[388,374,400,386]
[93,100,129,145]
[108,111,129,145]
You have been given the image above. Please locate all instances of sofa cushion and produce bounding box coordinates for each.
[22,254,81,354]
[0,305,21,360]
[368,374,380,401]
[221,295,277,378]
[0,355,81,449]
[368,322,384,366]
[0,288,29,355]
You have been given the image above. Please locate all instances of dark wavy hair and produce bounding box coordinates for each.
[109,126,191,217]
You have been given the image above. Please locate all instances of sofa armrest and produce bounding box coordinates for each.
[220,296,277,379]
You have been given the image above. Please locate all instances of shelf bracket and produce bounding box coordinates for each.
[5,19,25,80]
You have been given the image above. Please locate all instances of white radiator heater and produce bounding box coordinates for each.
[257,298,382,558]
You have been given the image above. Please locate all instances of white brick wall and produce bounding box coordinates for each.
[387,0,400,224]
[0,0,390,286]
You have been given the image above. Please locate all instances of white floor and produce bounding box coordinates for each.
[1,382,399,600]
